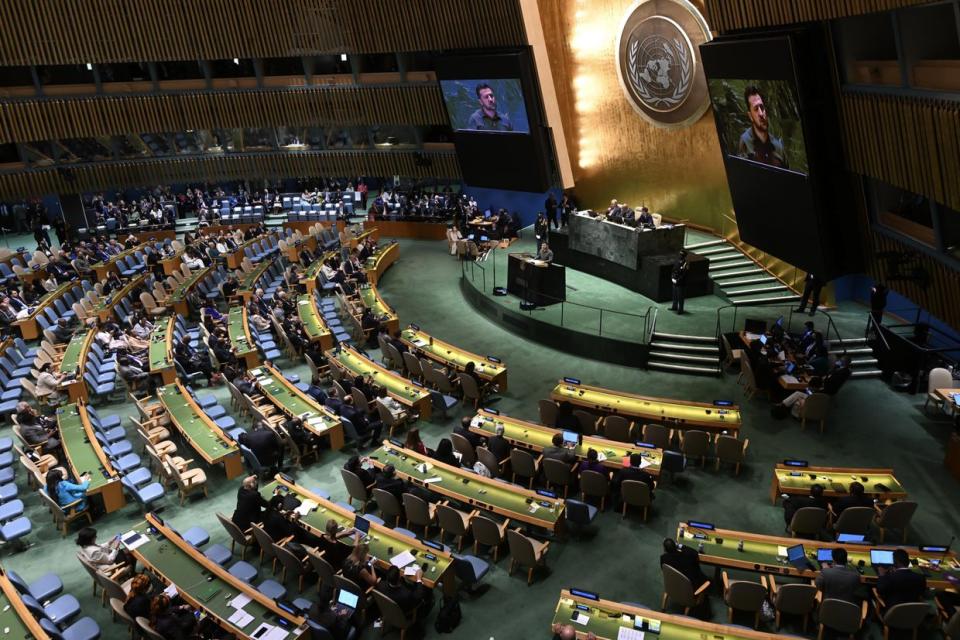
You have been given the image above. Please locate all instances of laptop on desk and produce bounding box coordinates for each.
[787,544,814,571]
[870,549,895,567]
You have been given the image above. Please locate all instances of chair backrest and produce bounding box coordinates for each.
[340,468,370,503]
[682,430,711,456]
[602,415,632,442]
[401,352,422,378]
[476,447,501,477]
[726,578,767,611]
[470,514,504,547]
[350,387,368,411]
[437,504,469,536]
[834,506,875,535]
[929,367,953,392]
[580,469,609,498]
[538,399,558,427]
[110,597,137,632]
[371,488,403,524]
[506,529,536,567]
[305,547,336,588]
[371,590,410,631]
[458,372,480,401]
[273,542,305,578]
[136,616,167,640]
[716,435,745,463]
[642,423,671,449]
[774,582,817,615]
[509,448,537,478]
[878,500,918,529]
[944,608,960,639]
[789,507,827,535]
[217,512,251,547]
[801,393,831,420]
[250,523,276,561]
[572,410,597,435]
[450,433,476,467]
[818,598,863,634]
[401,492,431,526]
[662,564,695,607]
[543,457,573,486]
[621,480,651,507]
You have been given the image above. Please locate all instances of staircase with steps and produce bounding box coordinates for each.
[685,238,800,307]
[829,336,882,379]
[647,330,722,376]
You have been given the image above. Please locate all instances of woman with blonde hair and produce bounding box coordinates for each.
[342,539,378,588]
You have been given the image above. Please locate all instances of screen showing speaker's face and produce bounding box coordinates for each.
[707,78,808,176]
[440,79,530,134]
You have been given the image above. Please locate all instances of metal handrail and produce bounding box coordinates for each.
[714,301,847,352]
[459,254,653,343]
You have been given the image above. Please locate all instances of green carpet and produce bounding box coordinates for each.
[3,231,956,640]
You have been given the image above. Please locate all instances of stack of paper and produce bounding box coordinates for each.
[617,628,644,640]
[390,550,416,568]
[294,500,318,516]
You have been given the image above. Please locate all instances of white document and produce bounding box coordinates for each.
[162,584,178,599]
[596,452,607,462]
[390,550,416,568]
[617,628,644,640]
[412,339,427,347]
[250,368,263,376]
[423,476,443,484]
[228,593,252,609]
[777,545,788,557]
[297,300,309,306]
[294,500,318,516]
[573,612,589,625]
[262,627,290,640]
[227,608,254,629]
[120,531,150,551]
[639,458,652,469]
[403,566,420,577]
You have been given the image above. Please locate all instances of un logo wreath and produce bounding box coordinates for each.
[627,36,691,109]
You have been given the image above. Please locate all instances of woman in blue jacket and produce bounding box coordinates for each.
[46,468,91,511]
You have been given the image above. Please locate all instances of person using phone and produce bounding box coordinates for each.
[149,594,198,640]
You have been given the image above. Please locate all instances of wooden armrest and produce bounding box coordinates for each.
[693,580,711,596]
[62,498,85,513]
[278,535,295,547]
[742,438,749,454]
[180,459,195,466]
[534,454,544,467]
[871,587,885,608]
[768,574,778,595]
[827,503,837,516]
[860,600,869,622]
[873,504,884,515]
[721,570,730,591]
[759,574,768,590]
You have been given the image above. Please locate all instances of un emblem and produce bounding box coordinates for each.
[615,0,712,129]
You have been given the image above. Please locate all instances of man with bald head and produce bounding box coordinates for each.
[551,623,596,640]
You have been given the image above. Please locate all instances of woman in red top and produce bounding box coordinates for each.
[404,428,428,455]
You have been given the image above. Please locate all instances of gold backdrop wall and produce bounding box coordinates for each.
[536,0,733,232]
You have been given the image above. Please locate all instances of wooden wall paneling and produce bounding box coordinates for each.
[705,0,935,34]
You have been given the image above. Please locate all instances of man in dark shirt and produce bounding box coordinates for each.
[51,318,74,343]
[485,423,511,462]
[308,586,354,640]
[612,453,656,499]
[374,464,407,502]
[815,548,862,604]
[232,475,268,532]
[376,565,433,616]
[240,423,283,472]
[454,416,484,448]
[660,538,709,589]
[834,481,873,515]
[877,549,927,610]
[541,433,576,464]
[782,483,827,527]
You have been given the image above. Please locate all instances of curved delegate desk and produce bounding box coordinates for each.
[675,521,958,589]
[296,294,333,351]
[469,409,661,475]
[57,403,125,513]
[263,475,455,593]
[551,379,742,435]
[552,589,788,640]
[325,346,432,420]
[13,282,73,340]
[358,284,399,335]
[169,266,211,315]
[769,463,906,504]
[365,240,398,285]
[93,272,148,322]
[91,242,146,280]
[148,317,176,384]
[401,325,507,391]
[128,513,307,639]
[249,365,344,450]
[58,329,94,402]
[302,251,336,294]
[227,307,260,369]
[0,569,51,639]
[237,257,275,303]
[368,441,565,534]
[156,383,243,479]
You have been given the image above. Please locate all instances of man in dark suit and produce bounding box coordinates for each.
[376,566,433,616]
[660,538,708,590]
[454,416,484,448]
[240,423,283,472]
[822,357,852,396]
[834,481,873,515]
[782,483,827,528]
[232,475,269,532]
[374,464,407,502]
[612,453,656,500]
[877,548,926,609]
[815,548,862,603]
[797,272,824,316]
[670,250,689,314]
[485,423,511,462]
[637,207,654,228]
[541,433,576,464]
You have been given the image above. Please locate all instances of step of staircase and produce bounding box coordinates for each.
[684,239,727,250]
[717,276,777,288]
[650,340,719,354]
[732,294,801,306]
[708,253,752,265]
[724,285,790,297]
[648,361,722,375]
[696,246,740,257]
[649,351,720,364]
[831,346,873,355]
[711,267,767,281]
[849,357,879,367]
[709,259,756,273]
[651,331,718,344]
[850,369,882,379]
[838,337,868,346]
